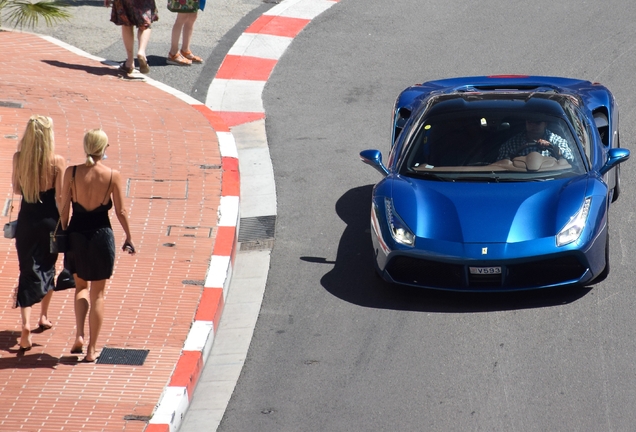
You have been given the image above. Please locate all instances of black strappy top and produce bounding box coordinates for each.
[68,166,113,233]
[18,188,59,222]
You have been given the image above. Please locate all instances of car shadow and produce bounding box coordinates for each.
[314,185,591,313]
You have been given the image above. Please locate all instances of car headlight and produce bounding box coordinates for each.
[556,197,591,246]
[385,198,415,246]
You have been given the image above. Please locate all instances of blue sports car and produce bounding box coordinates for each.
[360,75,630,291]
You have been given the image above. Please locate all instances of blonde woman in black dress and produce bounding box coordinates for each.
[12,115,66,351]
[60,129,135,362]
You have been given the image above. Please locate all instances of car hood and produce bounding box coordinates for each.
[390,176,589,244]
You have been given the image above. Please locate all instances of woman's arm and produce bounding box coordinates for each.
[111,170,135,254]
[60,166,74,230]
[54,155,66,211]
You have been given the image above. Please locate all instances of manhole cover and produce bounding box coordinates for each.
[96,348,149,366]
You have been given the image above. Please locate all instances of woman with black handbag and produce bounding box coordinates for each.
[60,129,135,362]
[11,115,66,351]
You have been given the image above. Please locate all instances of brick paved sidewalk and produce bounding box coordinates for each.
[0,31,222,431]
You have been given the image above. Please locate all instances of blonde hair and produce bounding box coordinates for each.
[83,129,108,166]
[16,115,55,203]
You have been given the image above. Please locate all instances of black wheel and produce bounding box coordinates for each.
[611,164,621,203]
[591,232,610,284]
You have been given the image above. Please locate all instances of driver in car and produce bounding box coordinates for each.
[498,118,574,162]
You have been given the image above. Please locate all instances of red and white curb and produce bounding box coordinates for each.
[206,0,340,126]
[144,104,239,432]
[148,0,339,431]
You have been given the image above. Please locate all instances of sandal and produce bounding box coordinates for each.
[137,55,150,74]
[167,52,192,66]
[118,63,134,75]
[180,50,203,63]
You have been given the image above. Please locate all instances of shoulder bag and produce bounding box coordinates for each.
[3,192,18,239]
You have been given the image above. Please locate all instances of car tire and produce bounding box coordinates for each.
[611,165,621,203]
[591,232,610,284]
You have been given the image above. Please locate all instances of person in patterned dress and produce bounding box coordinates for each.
[105,0,159,75]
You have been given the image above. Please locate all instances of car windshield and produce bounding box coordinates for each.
[400,106,587,182]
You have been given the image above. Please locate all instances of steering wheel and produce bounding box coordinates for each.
[511,142,559,159]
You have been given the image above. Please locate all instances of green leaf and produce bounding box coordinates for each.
[1,0,71,28]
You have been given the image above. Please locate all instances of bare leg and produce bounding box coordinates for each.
[169,13,188,56]
[19,306,32,349]
[121,25,135,70]
[38,289,54,328]
[85,279,107,362]
[72,274,89,353]
[137,26,152,59]
[180,13,198,53]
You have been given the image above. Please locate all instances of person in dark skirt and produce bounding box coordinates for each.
[60,129,135,362]
[12,115,66,351]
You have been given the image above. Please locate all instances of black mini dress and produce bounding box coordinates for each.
[64,167,116,281]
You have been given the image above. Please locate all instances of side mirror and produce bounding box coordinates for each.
[360,149,389,177]
[600,147,630,175]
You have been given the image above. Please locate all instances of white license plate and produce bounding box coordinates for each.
[469,266,501,275]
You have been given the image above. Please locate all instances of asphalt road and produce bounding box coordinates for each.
[24,0,636,430]
[220,0,636,431]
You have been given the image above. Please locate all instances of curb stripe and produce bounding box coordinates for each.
[222,169,240,197]
[245,15,311,38]
[213,112,267,128]
[213,226,237,256]
[194,289,224,325]
[216,132,239,158]
[228,33,293,59]
[206,79,266,113]
[218,196,240,227]
[169,351,205,397]
[192,105,230,133]
[182,320,215,352]
[216,55,278,81]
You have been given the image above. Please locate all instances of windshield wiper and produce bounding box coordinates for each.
[456,176,501,183]
[409,171,453,181]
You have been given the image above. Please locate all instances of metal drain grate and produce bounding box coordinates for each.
[238,215,276,251]
[96,348,149,366]
[0,100,23,108]
[238,216,276,242]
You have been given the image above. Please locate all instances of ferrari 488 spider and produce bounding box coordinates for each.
[361,75,629,291]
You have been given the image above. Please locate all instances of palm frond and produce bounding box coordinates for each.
[2,0,71,28]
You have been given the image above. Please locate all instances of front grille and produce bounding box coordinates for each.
[386,256,464,288]
[468,273,502,288]
[506,256,585,288]
[385,254,587,290]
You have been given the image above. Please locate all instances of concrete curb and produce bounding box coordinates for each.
[145,109,239,432]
